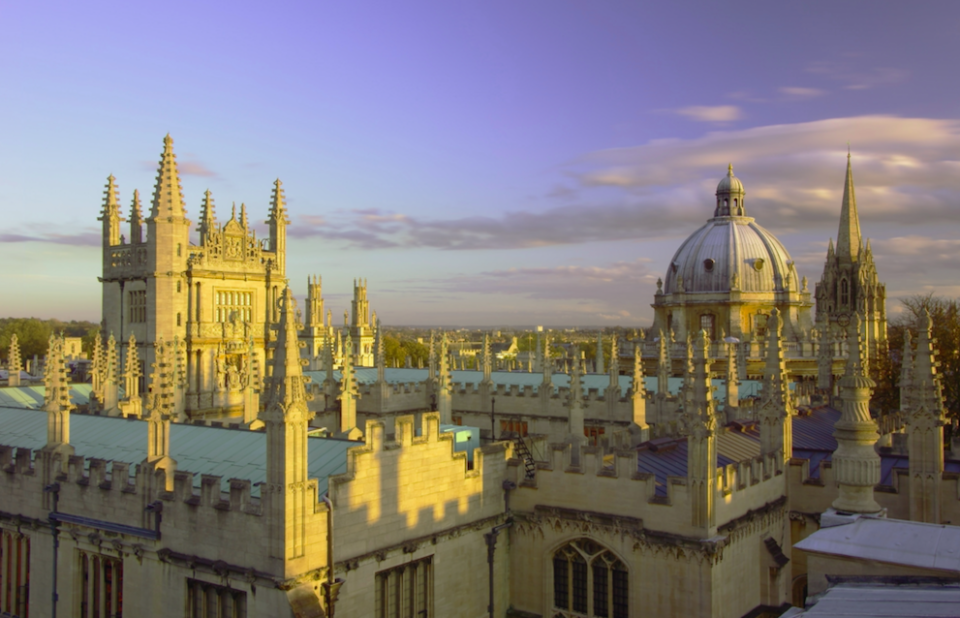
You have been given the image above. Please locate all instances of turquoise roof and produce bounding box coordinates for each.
[303,369,764,404]
[0,384,93,409]
[0,406,352,498]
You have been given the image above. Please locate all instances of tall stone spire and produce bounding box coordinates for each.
[541,333,553,387]
[567,346,585,444]
[267,179,289,273]
[481,332,492,384]
[684,331,717,534]
[102,333,120,415]
[836,151,862,262]
[42,335,75,473]
[758,309,792,463]
[657,330,670,398]
[427,331,437,382]
[831,314,881,514]
[261,288,311,414]
[122,335,142,418]
[7,334,21,387]
[306,276,324,328]
[99,174,123,247]
[906,310,945,523]
[258,287,320,573]
[608,335,620,389]
[374,319,385,383]
[437,333,453,424]
[149,134,186,219]
[144,337,178,490]
[198,189,217,240]
[129,190,144,244]
[338,334,360,439]
[91,334,104,403]
[595,332,605,374]
[899,330,914,412]
[631,343,648,431]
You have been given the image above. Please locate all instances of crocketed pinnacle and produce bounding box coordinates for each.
[99,174,122,221]
[261,287,309,416]
[130,190,144,227]
[836,151,862,262]
[198,190,217,237]
[267,179,289,226]
[150,134,186,219]
[44,335,73,412]
[913,310,944,412]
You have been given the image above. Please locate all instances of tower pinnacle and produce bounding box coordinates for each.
[149,134,187,220]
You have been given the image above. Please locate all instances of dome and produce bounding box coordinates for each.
[662,218,796,295]
[662,165,796,295]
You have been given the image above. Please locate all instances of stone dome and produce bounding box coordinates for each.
[662,166,797,295]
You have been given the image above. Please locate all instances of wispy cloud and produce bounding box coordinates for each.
[285,115,960,253]
[779,86,826,99]
[389,259,657,324]
[178,161,218,177]
[0,228,100,246]
[674,105,742,122]
[139,158,218,177]
[805,61,907,91]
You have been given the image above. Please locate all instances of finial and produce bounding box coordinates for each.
[728,163,734,175]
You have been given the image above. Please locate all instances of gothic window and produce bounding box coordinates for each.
[215,291,253,323]
[375,556,432,618]
[186,578,246,618]
[177,243,182,257]
[128,290,146,323]
[79,550,122,618]
[700,314,715,339]
[840,278,849,306]
[177,313,182,327]
[552,540,628,618]
[177,280,182,293]
[1,530,30,617]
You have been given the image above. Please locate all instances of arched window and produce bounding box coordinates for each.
[700,314,715,339]
[840,278,849,306]
[552,539,628,618]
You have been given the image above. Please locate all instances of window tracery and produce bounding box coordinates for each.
[552,539,627,618]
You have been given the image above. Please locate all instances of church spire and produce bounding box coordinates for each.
[835,151,862,262]
[149,134,186,219]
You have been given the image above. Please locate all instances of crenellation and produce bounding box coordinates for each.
[200,474,225,507]
[174,470,197,504]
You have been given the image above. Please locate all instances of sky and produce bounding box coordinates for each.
[2,1,959,326]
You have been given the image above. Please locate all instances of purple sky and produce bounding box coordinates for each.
[2,1,959,325]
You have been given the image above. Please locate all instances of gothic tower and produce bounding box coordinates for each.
[815,153,887,371]
[146,135,191,347]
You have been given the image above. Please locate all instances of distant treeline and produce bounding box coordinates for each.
[0,318,100,365]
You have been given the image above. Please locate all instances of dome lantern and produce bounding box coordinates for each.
[714,163,746,217]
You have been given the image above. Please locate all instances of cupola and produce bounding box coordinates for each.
[714,164,746,217]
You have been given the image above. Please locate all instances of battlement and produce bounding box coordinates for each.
[511,440,788,537]
[0,444,264,519]
[327,412,509,562]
